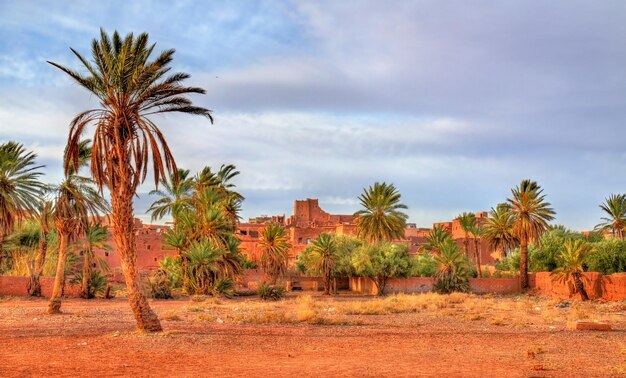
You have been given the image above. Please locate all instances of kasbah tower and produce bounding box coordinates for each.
[93,198,502,277]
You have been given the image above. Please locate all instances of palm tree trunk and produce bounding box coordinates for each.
[573,273,589,301]
[0,233,4,269]
[464,235,469,257]
[80,251,92,299]
[474,239,482,278]
[179,249,190,294]
[519,237,529,290]
[48,232,68,314]
[28,235,48,296]
[111,192,162,332]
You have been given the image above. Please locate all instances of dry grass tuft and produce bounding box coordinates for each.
[161,312,182,321]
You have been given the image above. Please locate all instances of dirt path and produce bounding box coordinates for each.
[0,296,624,377]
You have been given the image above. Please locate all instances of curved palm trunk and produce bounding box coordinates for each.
[573,273,589,301]
[28,234,48,296]
[473,239,482,278]
[519,236,529,290]
[111,193,162,332]
[48,232,68,314]
[80,251,92,299]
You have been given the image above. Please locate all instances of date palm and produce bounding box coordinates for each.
[74,223,111,299]
[308,233,338,295]
[0,142,44,266]
[483,203,517,259]
[48,174,108,313]
[49,29,212,331]
[354,182,408,243]
[423,224,452,254]
[595,194,626,239]
[456,212,476,257]
[147,168,194,223]
[507,180,555,289]
[551,239,594,300]
[27,199,53,296]
[259,223,291,284]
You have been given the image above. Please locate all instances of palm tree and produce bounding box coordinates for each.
[74,223,111,299]
[259,223,291,284]
[354,182,408,243]
[595,194,626,239]
[195,164,244,229]
[27,200,53,296]
[309,233,338,295]
[456,212,476,258]
[423,224,452,254]
[147,168,194,223]
[0,142,44,267]
[482,203,517,259]
[48,174,109,314]
[433,239,471,294]
[470,223,483,278]
[551,239,594,300]
[49,30,212,331]
[507,180,555,290]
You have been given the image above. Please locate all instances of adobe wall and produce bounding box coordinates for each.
[0,276,82,298]
[349,276,520,295]
[528,272,626,301]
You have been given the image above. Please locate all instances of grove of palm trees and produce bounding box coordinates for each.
[2,8,626,376]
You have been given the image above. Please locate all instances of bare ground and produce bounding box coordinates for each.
[0,293,625,377]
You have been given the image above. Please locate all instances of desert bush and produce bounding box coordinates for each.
[211,277,235,298]
[351,242,411,295]
[410,253,438,277]
[159,256,183,288]
[257,282,286,301]
[145,270,172,299]
[587,238,626,274]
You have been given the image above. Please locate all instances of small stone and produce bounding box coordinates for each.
[216,317,224,323]
[566,321,611,331]
[113,331,120,337]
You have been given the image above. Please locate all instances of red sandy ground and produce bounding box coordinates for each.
[0,295,625,377]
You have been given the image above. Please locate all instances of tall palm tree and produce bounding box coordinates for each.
[354,182,408,243]
[74,223,111,299]
[259,223,291,284]
[147,168,194,223]
[551,239,594,300]
[595,194,626,239]
[470,223,483,278]
[28,199,53,296]
[0,142,44,267]
[507,179,555,289]
[309,233,338,295]
[456,212,476,258]
[195,164,244,229]
[482,203,517,259]
[49,30,212,331]
[48,174,109,313]
[423,224,452,255]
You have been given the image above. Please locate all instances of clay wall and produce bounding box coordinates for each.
[529,272,626,301]
[349,276,521,295]
[0,276,82,297]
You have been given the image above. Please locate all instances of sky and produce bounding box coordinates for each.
[1,1,625,230]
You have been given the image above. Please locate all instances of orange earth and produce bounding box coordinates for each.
[0,293,625,377]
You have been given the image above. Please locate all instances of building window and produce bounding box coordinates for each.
[105,252,109,257]
[240,230,248,236]
[146,245,151,250]
[306,238,311,244]
[154,258,157,262]
[298,237,303,244]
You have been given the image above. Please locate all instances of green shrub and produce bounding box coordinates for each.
[71,271,108,297]
[587,238,626,274]
[211,277,235,298]
[145,270,172,299]
[410,253,437,277]
[434,240,471,294]
[257,282,286,301]
[159,256,183,288]
[351,242,411,295]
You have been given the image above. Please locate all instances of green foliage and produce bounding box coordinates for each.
[434,240,471,294]
[423,225,452,254]
[354,182,408,243]
[159,256,183,288]
[595,193,626,239]
[259,223,291,283]
[587,238,626,274]
[351,242,411,295]
[495,249,520,271]
[241,255,258,269]
[410,253,438,277]
[211,277,235,298]
[71,271,108,297]
[145,270,173,299]
[257,282,286,301]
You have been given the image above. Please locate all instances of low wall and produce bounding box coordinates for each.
[529,272,626,301]
[0,276,82,298]
[349,277,520,295]
[238,270,348,291]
